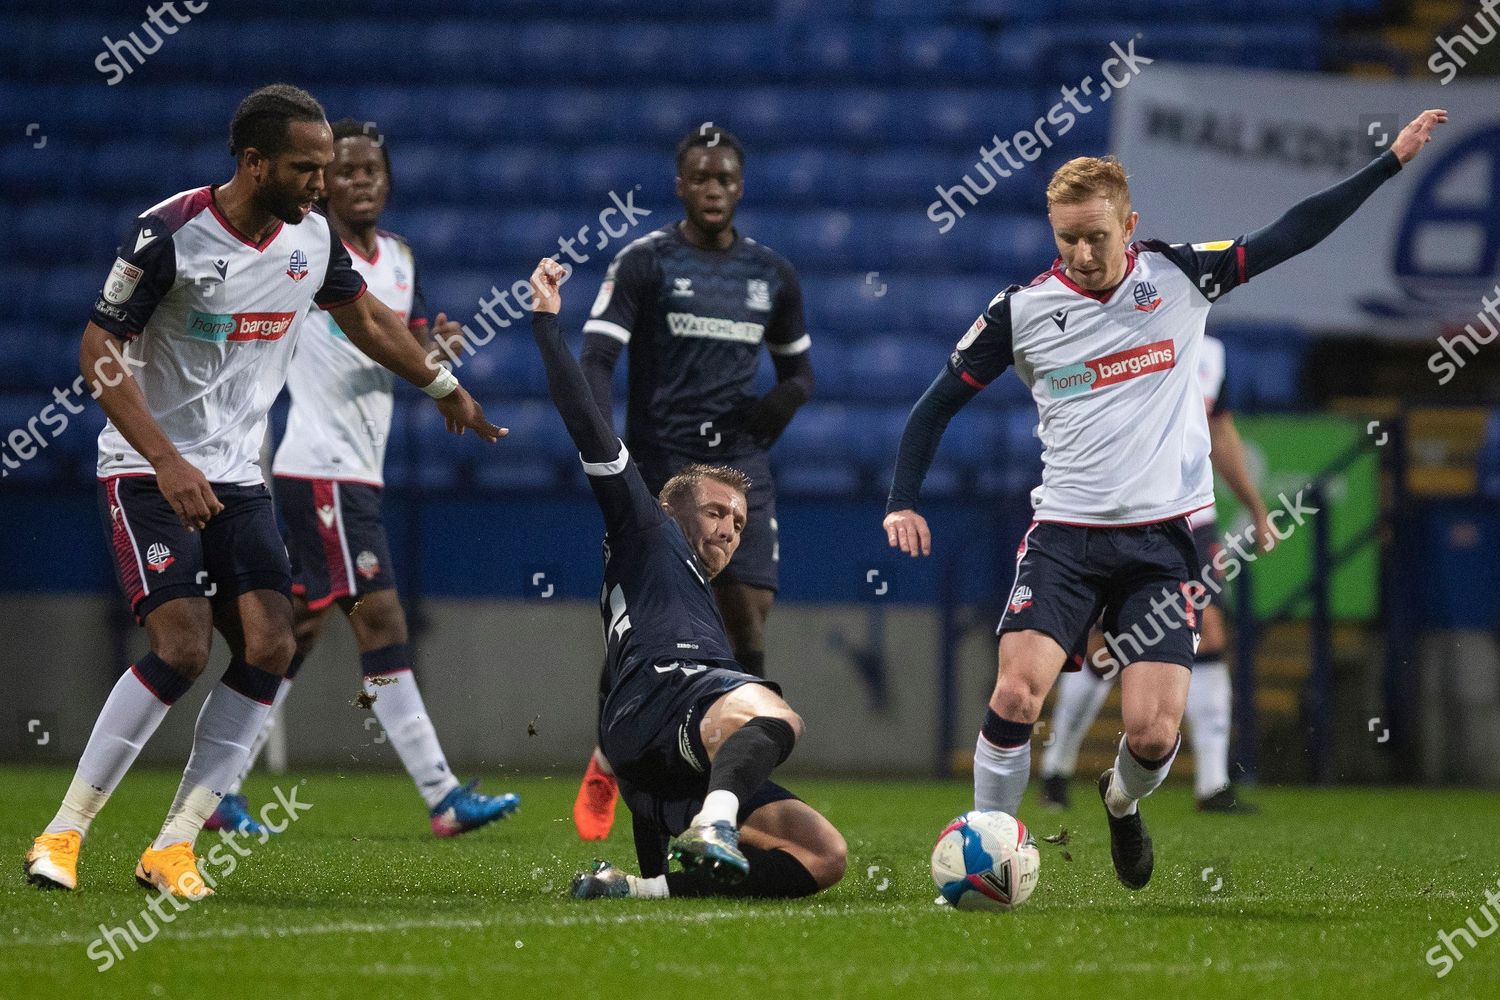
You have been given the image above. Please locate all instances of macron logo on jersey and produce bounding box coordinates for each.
[1044,339,1176,398]
[185,311,297,343]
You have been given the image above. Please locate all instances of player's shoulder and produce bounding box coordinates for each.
[611,226,673,267]
[133,186,215,238]
[736,234,796,275]
[375,227,417,262]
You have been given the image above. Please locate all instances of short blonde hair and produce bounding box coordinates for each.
[659,464,751,510]
[1046,156,1132,218]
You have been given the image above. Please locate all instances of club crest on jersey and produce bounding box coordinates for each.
[286,248,309,282]
[393,266,409,291]
[1008,585,1033,614]
[672,277,694,297]
[745,278,772,311]
[145,543,174,573]
[356,550,381,579]
[1132,280,1162,312]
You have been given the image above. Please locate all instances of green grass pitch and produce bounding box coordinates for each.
[2,766,1496,998]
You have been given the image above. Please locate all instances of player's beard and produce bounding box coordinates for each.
[257,182,313,225]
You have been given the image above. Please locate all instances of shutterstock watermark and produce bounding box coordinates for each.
[927,38,1153,234]
[85,783,313,972]
[1426,283,1500,385]
[95,2,209,86]
[1425,876,1500,977]
[1429,0,1500,85]
[0,341,146,479]
[1076,489,1319,677]
[425,188,652,372]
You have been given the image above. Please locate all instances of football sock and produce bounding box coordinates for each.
[1040,669,1112,779]
[693,717,797,827]
[362,644,460,809]
[226,677,294,796]
[153,658,281,849]
[1185,659,1233,799]
[664,844,819,899]
[974,709,1033,815]
[45,653,192,837]
[1106,733,1181,818]
[737,649,766,678]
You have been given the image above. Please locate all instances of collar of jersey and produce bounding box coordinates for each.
[208,186,284,252]
[343,237,380,265]
[1049,247,1139,304]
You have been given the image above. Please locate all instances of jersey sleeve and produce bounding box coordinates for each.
[580,444,669,539]
[90,213,177,339]
[765,257,810,357]
[582,240,655,345]
[314,221,367,310]
[1209,354,1229,417]
[1151,238,1248,304]
[947,287,1017,389]
[407,252,429,330]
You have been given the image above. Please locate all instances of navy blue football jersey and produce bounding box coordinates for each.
[584,444,739,684]
[583,223,809,459]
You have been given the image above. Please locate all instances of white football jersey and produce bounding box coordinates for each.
[1188,335,1228,529]
[272,232,426,486]
[950,239,1248,526]
[91,188,367,485]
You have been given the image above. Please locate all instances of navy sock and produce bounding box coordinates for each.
[132,651,193,704]
[360,643,409,677]
[981,707,1033,749]
[708,717,796,802]
[221,657,282,705]
[285,650,307,681]
[666,844,818,899]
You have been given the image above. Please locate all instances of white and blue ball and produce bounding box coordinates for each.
[931,810,1040,911]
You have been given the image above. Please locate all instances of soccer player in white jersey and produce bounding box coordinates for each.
[208,121,519,838]
[1038,335,1272,813]
[885,110,1446,891]
[23,85,504,898]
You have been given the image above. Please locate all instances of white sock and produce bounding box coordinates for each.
[626,874,669,898]
[367,670,460,809]
[227,680,293,796]
[1106,733,1180,818]
[1185,661,1233,799]
[1041,669,1112,778]
[974,734,1031,815]
[152,785,222,849]
[693,789,739,828]
[153,684,274,849]
[45,667,176,836]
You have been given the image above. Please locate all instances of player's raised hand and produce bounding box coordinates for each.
[1391,109,1448,165]
[154,453,223,530]
[529,258,568,314]
[429,311,463,352]
[884,508,932,557]
[435,385,507,443]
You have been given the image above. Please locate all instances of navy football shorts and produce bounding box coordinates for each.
[641,448,779,592]
[998,518,1201,670]
[98,475,292,624]
[275,477,396,610]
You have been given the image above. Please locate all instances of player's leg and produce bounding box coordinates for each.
[1038,641,1114,808]
[26,477,214,891]
[209,594,328,835]
[712,579,774,677]
[346,587,519,834]
[1182,523,1253,812]
[711,456,778,677]
[978,523,1101,817]
[1103,660,1190,891]
[668,681,803,881]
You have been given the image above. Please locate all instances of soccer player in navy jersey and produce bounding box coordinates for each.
[885,110,1445,891]
[23,85,503,898]
[524,258,843,901]
[204,120,518,839]
[572,126,815,841]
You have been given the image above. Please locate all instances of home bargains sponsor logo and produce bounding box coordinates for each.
[186,311,297,343]
[1044,339,1176,397]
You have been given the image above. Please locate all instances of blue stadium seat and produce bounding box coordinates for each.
[774,403,866,495]
[471,398,571,492]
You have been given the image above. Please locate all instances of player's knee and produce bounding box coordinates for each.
[1126,720,1179,762]
[991,676,1043,724]
[152,639,211,680]
[809,828,848,890]
[242,628,297,673]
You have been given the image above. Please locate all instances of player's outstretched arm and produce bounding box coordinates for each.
[1243,109,1448,279]
[529,259,622,465]
[883,368,981,557]
[330,293,505,443]
[80,321,223,530]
